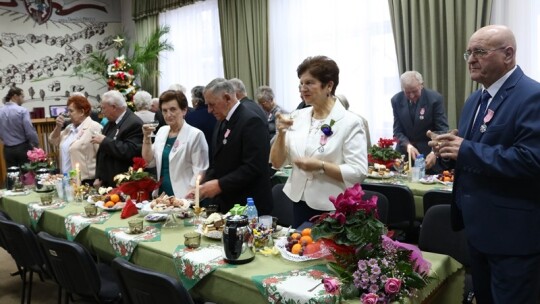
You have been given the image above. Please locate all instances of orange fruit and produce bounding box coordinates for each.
[301,228,312,237]
[291,243,302,254]
[290,232,301,240]
[104,201,115,208]
[110,194,120,203]
[300,235,313,245]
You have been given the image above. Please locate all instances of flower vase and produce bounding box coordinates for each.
[22,170,35,187]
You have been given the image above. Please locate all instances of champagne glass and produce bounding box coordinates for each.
[143,120,159,137]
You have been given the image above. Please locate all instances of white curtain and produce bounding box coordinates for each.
[268,0,400,145]
[491,0,540,82]
[158,0,224,95]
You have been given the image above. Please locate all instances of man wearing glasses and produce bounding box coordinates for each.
[430,25,540,303]
[391,71,449,173]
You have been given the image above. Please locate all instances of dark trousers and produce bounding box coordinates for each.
[469,243,540,304]
[292,200,325,228]
[3,142,32,168]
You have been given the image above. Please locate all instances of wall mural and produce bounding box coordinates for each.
[0,0,122,117]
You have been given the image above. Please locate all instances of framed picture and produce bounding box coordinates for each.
[49,105,68,117]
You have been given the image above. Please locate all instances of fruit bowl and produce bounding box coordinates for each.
[275,237,319,262]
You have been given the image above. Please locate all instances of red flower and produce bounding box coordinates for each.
[128,69,134,75]
[132,157,146,170]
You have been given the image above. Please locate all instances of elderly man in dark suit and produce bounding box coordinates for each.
[91,90,143,187]
[430,25,540,303]
[229,78,268,124]
[199,78,272,215]
[391,71,448,172]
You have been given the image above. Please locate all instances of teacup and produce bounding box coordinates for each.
[84,204,98,217]
[184,232,201,249]
[40,193,54,206]
[128,219,144,234]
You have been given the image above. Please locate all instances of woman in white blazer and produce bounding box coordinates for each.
[49,95,102,183]
[270,56,368,227]
[142,90,209,197]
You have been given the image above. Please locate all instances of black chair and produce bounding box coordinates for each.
[271,184,294,227]
[418,205,474,303]
[361,183,419,243]
[422,189,452,215]
[362,190,389,225]
[37,231,121,304]
[0,218,58,304]
[112,257,195,304]
[0,210,12,251]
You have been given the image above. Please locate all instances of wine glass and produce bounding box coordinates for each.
[143,120,159,137]
[393,156,406,181]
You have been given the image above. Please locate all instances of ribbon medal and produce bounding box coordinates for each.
[223,129,231,145]
[480,109,494,133]
[419,107,425,120]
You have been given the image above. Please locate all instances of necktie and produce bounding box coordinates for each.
[218,120,228,144]
[470,90,491,137]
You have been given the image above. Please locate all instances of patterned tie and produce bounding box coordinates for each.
[470,90,491,138]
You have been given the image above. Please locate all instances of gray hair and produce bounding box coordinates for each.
[102,90,127,108]
[204,78,235,95]
[229,78,247,94]
[400,71,424,87]
[255,85,274,102]
[191,86,205,107]
[168,83,187,93]
[133,90,152,110]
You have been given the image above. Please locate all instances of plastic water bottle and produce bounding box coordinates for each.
[244,197,258,227]
[62,173,70,201]
[415,154,426,179]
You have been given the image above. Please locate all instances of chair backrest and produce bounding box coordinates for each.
[362,190,389,224]
[0,210,12,250]
[418,205,470,266]
[112,257,195,304]
[271,184,294,227]
[423,189,453,215]
[361,183,416,227]
[0,218,48,274]
[37,231,102,299]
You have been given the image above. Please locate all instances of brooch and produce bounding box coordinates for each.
[318,119,335,153]
[480,109,495,133]
[223,129,231,145]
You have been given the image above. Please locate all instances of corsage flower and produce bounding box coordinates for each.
[319,119,335,152]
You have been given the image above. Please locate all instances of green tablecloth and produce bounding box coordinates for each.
[0,192,463,304]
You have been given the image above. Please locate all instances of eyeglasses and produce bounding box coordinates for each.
[463,47,507,61]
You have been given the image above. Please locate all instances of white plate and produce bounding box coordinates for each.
[275,237,318,262]
[95,201,124,211]
[144,213,168,222]
[367,171,394,179]
[435,179,454,186]
[419,176,437,184]
[140,203,189,216]
[195,225,223,240]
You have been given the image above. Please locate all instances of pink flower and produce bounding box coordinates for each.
[330,212,346,224]
[322,277,340,294]
[384,278,401,294]
[361,293,379,304]
[27,148,48,162]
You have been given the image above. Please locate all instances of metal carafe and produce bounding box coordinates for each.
[222,215,255,264]
[6,166,20,190]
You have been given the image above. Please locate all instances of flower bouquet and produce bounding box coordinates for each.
[21,147,55,186]
[113,157,160,201]
[311,184,431,303]
[368,138,401,169]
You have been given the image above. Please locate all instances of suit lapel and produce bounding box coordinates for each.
[305,101,347,156]
[213,105,242,157]
[168,124,188,160]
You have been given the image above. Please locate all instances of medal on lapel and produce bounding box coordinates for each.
[480,109,495,133]
[223,129,231,145]
[113,129,119,140]
[419,107,425,120]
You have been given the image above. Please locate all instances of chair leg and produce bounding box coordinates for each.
[20,268,27,304]
[26,271,34,304]
[57,285,62,304]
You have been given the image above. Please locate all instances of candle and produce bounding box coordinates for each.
[75,163,81,186]
[195,175,201,208]
[407,145,412,170]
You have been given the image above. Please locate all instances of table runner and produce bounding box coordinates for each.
[105,225,161,260]
[27,201,66,228]
[252,265,340,304]
[172,244,234,290]
[64,211,111,240]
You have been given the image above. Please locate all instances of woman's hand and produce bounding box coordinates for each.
[142,124,155,137]
[293,157,322,172]
[55,115,65,128]
[275,113,294,133]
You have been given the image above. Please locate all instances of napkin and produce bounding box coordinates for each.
[121,199,138,219]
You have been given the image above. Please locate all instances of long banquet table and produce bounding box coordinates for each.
[0,191,463,304]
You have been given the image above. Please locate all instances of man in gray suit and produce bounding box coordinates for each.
[391,71,448,172]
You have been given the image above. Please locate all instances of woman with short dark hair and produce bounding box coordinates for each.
[142,90,209,197]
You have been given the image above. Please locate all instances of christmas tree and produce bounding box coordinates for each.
[107,55,137,112]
